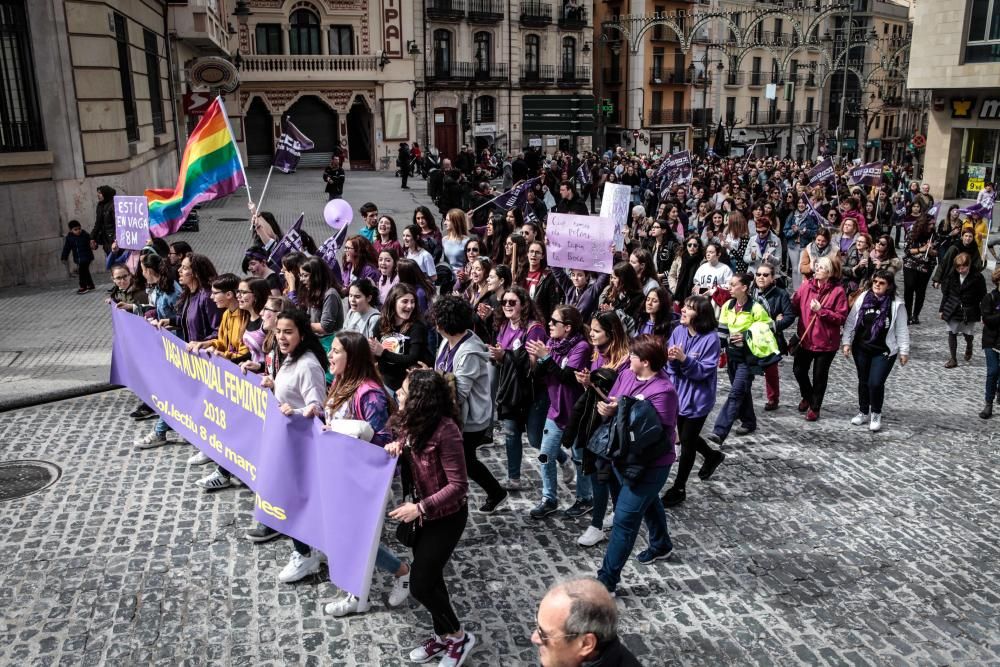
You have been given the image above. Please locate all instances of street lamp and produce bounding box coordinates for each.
[689,54,724,157]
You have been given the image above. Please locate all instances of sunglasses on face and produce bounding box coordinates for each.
[687,243,699,248]
[502,299,520,306]
[756,272,771,277]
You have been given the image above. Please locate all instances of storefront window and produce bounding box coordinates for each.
[958,128,999,198]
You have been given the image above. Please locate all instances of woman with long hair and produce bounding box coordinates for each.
[504,233,529,287]
[455,237,483,289]
[413,206,443,262]
[484,211,512,266]
[669,235,705,303]
[936,205,964,257]
[692,241,734,297]
[474,264,513,345]
[401,224,437,278]
[340,235,380,293]
[791,255,849,421]
[650,218,681,285]
[252,210,282,250]
[901,216,937,326]
[374,215,402,256]
[551,267,609,324]
[321,331,411,617]
[343,278,382,338]
[933,223,983,288]
[442,209,472,271]
[940,252,987,369]
[396,257,437,312]
[265,308,331,583]
[280,252,308,298]
[978,268,1000,419]
[525,305,593,519]
[832,217,860,262]
[635,286,674,338]
[297,256,344,335]
[661,295,723,508]
[869,235,901,276]
[489,286,547,489]
[629,248,660,295]
[723,210,751,274]
[459,256,491,307]
[842,233,874,293]
[799,227,834,283]
[386,370,476,665]
[377,248,399,304]
[841,269,910,432]
[783,196,819,290]
[524,241,564,322]
[599,261,645,325]
[371,283,430,391]
[137,253,180,322]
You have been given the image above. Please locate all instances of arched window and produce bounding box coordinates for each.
[524,34,540,76]
[476,96,496,123]
[433,29,452,77]
[289,8,320,55]
[562,36,576,77]
[474,32,492,76]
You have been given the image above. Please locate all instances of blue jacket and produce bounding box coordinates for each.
[61,231,95,264]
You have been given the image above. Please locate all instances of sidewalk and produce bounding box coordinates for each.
[0,169,433,410]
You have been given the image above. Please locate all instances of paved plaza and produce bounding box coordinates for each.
[1,172,999,665]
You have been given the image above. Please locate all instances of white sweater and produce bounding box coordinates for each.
[274,350,327,415]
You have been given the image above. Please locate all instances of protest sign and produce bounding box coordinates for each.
[109,307,397,600]
[599,182,631,251]
[547,213,615,274]
[114,195,150,250]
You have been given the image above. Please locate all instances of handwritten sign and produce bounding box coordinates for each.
[547,213,615,274]
[599,182,630,251]
[114,195,150,250]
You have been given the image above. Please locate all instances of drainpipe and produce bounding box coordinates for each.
[422,0,429,151]
[507,0,512,155]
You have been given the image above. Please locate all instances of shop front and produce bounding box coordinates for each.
[957,127,999,199]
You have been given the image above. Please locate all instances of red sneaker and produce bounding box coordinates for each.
[797,399,810,412]
[805,409,819,422]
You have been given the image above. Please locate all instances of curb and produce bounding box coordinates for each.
[0,383,121,413]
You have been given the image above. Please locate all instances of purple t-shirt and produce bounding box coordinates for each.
[497,321,546,351]
[608,368,678,467]
[543,337,592,428]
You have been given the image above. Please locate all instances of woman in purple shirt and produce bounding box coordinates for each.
[340,235,381,294]
[661,295,724,508]
[595,335,678,594]
[525,305,592,519]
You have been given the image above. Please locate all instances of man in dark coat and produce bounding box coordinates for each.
[552,180,590,216]
[397,143,411,189]
[512,152,529,183]
[90,185,117,254]
[323,157,345,200]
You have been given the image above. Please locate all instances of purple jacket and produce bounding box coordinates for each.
[538,336,592,429]
[341,262,380,288]
[608,368,678,467]
[176,289,221,343]
[665,327,720,418]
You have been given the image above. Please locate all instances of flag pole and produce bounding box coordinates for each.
[256,165,275,214]
[216,95,252,205]
[466,179,527,215]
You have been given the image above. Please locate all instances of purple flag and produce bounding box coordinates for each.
[108,307,397,599]
[800,194,826,227]
[848,160,884,188]
[267,213,305,272]
[494,176,541,211]
[273,118,315,174]
[807,157,835,186]
[926,201,942,220]
[576,163,590,186]
[959,202,994,220]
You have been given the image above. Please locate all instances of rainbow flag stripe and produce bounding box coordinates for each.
[145,97,246,237]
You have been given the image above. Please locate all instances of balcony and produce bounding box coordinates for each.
[804,74,818,88]
[602,68,622,85]
[748,71,764,87]
[724,71,745,87]
[648,67,690,85]
[558,66,591,87]
[692,108,714,126]
[426,61,509,83]
[520,0,552,26]
[648,108,693,126]
[426,0,465,21]
[761,30,790,46]
[558,6,587,30]
[468,0,503,22]
[520,64,556,87]
[746,110,804,126]
[169,0,230,55]
[240,54,380,81]
[882,96,904,108]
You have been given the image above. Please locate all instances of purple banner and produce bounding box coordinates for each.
[109,307,396,598]
[494,176,541,211]
[848,160,884,188]
[267,213,305,272]
[807,157,835,186]
[114,196,151,250]
[273,118,315,174]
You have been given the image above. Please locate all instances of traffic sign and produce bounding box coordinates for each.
[912,133,926,149]
[632,130,640,139]
[182,92,212,116]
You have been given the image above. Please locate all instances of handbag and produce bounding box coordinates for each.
[789,290,833,354]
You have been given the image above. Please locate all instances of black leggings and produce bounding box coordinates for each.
[410,505,468,636]
[671,414,713,491]
[903,268,931,320]
[792,348,837,410]
[78,261,95,290]
[463,428,504,500]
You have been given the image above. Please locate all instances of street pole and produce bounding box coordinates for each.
[703,54,709,157]
[835,1,853,164]
[788,84,794,159]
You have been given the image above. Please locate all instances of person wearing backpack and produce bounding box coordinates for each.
[594,335,678,595]
[706,273,773,445]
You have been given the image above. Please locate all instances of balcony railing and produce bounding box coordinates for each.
[692,108,714,126]
[749,71,764,86]
[520,64,556,86]
[241,54,380,76]
[426,0,465,20]
[724,71,745,86]
[648,108,693,125]
[558,65,590,85]
[648,67,690,85]
[558,6,587,29]
[468,0,503,22]
[746,110,805,126]
[520,0,552,26]
[426,61,509,82]
[602,67,622,84]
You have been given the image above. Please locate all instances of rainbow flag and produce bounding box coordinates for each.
[145,97,246,237]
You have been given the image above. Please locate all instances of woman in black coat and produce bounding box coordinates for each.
[940,251,987,369]
[979,267,1000,419]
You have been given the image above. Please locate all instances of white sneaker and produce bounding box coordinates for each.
[850,412,868,426]
[578,525,607,547]
[560,457,576,484]
[324,593,369,617]
[197,470,232,491]
[439,632,476,667]
[278,549,321,583]
[408,635,449,663]
[388,571,410,607]
[134,431,168,449]
[869,413,882,432]
[187,450,211,466]
[602,514,614,531]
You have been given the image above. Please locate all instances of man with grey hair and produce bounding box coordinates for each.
[531,578,642,666]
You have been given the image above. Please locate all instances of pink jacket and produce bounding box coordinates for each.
[842,209,868,235]
[791,279,849,353]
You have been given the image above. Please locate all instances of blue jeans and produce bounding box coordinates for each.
[986,348,1000,402]
[502,395,549,481]
[376,544,402,574]
[712,358,756,440]
[154,417,172,436]
[538,421,592,503]
[589,468,610,530]
[852,348,896,413]
[597,465,672,593]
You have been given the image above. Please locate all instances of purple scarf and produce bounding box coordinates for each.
[756,232,770,256]
[861,291,891,343]
[549,332,585,359]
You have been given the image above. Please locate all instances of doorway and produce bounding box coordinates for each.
[347,96,373,170]
[434,107,457,162]
[245,97,273,168]
[285,94,339,167]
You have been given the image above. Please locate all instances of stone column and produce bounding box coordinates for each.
[281,26,290,54]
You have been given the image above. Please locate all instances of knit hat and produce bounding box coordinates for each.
[242,246,268,273]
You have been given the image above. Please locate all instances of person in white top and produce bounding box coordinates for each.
[402,223,437,277]
[692,241,733,297]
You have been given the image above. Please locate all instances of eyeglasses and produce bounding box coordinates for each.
[344,246,355,251]
[528,250,543,256]
[236,289,251,295]
[549,318,564,326]
[112,275,130,282]
[534,625,579,646]
[872,280,888,286]
[262,307,279,313]
[755,272,772,277]
[502,299,520,307]
[686,243,699,248]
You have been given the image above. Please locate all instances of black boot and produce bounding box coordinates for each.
[980,401,993,420]
[945,333,958,368]
[964,335,975,361]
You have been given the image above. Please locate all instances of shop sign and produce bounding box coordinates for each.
[951,98,975,119]
[382,0,402,57]
[980,98,1000,120]
[968,178,985,192]
[474,123,497,135]
[528,138,542,147]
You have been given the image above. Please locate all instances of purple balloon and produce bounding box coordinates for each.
[324,198,353,230]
